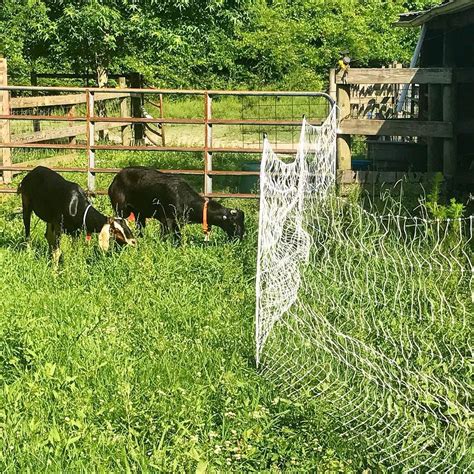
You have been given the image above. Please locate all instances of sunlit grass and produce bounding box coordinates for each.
[0,193,353,472]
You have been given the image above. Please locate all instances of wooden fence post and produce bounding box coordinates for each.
[97,68,108,141]
[442,30,457,178]
[118,76,131,145]
[329,69,336,102]
[443,84,456,177]
[159,93,166,146]
[130,73,144,145]
[86,90,96,191]
[0,58,12,184]
[30,71,41,133]
[427,84,443,171]
[336,81,351,171]
[68,105,77,145]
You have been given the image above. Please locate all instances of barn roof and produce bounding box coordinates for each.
[397,0,474,27]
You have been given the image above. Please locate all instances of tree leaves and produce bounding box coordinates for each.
[1,0,440,87]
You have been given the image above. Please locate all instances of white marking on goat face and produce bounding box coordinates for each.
[230,209,237,215]
[69,191,79,216]
[223,215,228,220]
[110,219,136,246]
[98,224,111,251]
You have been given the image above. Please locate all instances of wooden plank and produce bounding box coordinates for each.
[339,119,452,138]
[329,69,336,102]
[427,84,443,171]
[12,121,129,144]
[87,91,95,191]
[336,68,452,85]
[350,96,393,105]
[0,58,12,183]
[338,170,474,185]
[10,92,130,109]
[10,153,78,176]
[337,84,351,170]
[443,30,457,178]
[118,77,131,146]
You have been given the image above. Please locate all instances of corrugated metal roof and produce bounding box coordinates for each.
[397,0,473,27]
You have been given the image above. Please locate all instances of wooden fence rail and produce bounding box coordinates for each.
[10,92,131,109]
[330,65,471,179]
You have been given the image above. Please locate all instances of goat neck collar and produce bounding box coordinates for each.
[83,203,93,240]
[202,198,211,241]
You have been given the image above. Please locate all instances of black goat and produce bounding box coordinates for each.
[108,166,245,241]
[18,166,136,261]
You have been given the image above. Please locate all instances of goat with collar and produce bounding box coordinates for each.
[108,166,245,242]
[18,166,136,262]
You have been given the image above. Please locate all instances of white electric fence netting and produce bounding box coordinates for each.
[256,109,473,471]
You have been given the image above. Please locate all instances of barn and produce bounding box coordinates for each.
[397,0,474,176]
[334,0,474,186]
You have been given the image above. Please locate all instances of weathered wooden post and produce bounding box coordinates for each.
[427,83,443,171]
[329,68,337,102]
[86,90,96,191]
[159,93,166,146]
[130,72,144,145]
[0,58,12,184]
[336,72,351,171]
[67,104,77,145]
[442,30,456,178]
[118,76,131,146]
[97,67,108,141]
[30,71,41,133]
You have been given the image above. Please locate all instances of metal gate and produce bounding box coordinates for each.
[0,83,333,198]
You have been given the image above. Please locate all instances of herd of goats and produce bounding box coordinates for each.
[17,166,246,262]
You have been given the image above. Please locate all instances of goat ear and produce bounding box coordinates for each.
[98,224,111,251]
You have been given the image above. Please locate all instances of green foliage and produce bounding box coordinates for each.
[1,0,441,88]
[425,172,465,220]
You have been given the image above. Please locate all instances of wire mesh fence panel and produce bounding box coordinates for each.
[256,108,473,470]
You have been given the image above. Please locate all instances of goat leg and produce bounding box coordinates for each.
[21,194,32,241]
[46,222,62,265]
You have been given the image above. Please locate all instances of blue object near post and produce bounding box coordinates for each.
[239,162,261,193]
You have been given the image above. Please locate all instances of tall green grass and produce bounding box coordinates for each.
[0,195,353,472]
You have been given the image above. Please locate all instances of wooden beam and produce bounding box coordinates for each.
[338,170,474,185]
[336,68,452,85]
[118,77,131,146]
[87,91,95,191]
[339,119,452,138]
[12,121,129,144]
[329,69,336,102]
[427,84,443,171]
[443,29,457,178]
[336,84,351,170]
[350,97,393,105]
[10,92,130,109]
